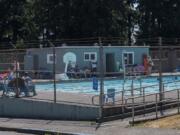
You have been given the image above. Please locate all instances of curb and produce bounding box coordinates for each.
[0,126,83,135]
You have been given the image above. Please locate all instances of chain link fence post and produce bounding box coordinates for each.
[99,37,104,121]
[159,37,164,115]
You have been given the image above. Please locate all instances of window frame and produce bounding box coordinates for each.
[84,52,97,62]
[122,52,134,65]
[47,54,56,64]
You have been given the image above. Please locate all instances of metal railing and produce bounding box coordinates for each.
[130,89,180,125]
[92,79,180,106]
[100,87,180,124]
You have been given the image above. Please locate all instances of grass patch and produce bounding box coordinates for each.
[136,114,180,129]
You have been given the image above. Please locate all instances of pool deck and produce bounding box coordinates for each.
[0,88,178,122]
[23,91,96,106]
[1,89,177,107]
[1,71,180,121]
[150,72,180,76]
[32,72,180,83]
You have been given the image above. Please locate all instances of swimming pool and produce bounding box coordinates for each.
[35,76,180,95]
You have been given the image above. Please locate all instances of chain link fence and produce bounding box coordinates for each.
[0,39,180,110]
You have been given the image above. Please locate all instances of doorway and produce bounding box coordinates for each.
[106,53,115,72]
[33,55,39,70]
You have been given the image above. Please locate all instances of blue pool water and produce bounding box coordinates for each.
[35,76,180,95]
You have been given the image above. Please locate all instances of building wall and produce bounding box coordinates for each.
[150,47,180,72]
[24,46,149,73]
[0,98,99,120]
[25,47,100,73]
[103,47,149,68]
[0,51,26,72]
[150,49,169,72]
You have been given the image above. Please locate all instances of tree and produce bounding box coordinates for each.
[33,0,136,43]
[0,0,137,48]
[0,0,38,48]
[137,0,180,45]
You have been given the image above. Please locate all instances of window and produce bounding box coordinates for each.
[47,54,56,64]
[84,54,89,60]
[84,52,97,62]
[122,52,134,65]
[91,54,95,60]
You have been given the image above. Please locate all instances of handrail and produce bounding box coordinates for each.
[125,98,178,109]
[127,88,178,101]
[101,88,178,106]
[99,88,180,123]
[130,89,180,125]
[119,88,179,106]
[92,79,180,105]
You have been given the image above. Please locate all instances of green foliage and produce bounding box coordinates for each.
[137,0,180,38]
[0,0,137,48]
[1,0,180,48]
[15,39,25,49]
[33,0,136,40]
[14,0,180,48]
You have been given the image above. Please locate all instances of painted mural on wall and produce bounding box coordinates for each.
[63,52,77,73]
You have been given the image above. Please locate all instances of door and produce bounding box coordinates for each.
[106,53,115,72]
[33,55,39,70]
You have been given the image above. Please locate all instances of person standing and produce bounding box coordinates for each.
[13,60,20,77]
[143,54,148,75]
[147,56,154,74]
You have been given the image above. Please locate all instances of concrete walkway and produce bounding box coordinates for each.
[0,118,180,135]
[0,131,32,135]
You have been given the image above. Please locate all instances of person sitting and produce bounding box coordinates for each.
[7,78,27,97]
[0,72,8,95]
[0,72,8,80]
[134,64,145,75]
[119,65,124,72]
[67,61,74,78]
[2,66,15,96]
[74,64,80,78]
[83,67,91,78]
[22,72,37,96]
[91,62,97,73]
[6,65,15,80]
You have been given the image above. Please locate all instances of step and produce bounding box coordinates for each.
[101,100,179,122]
